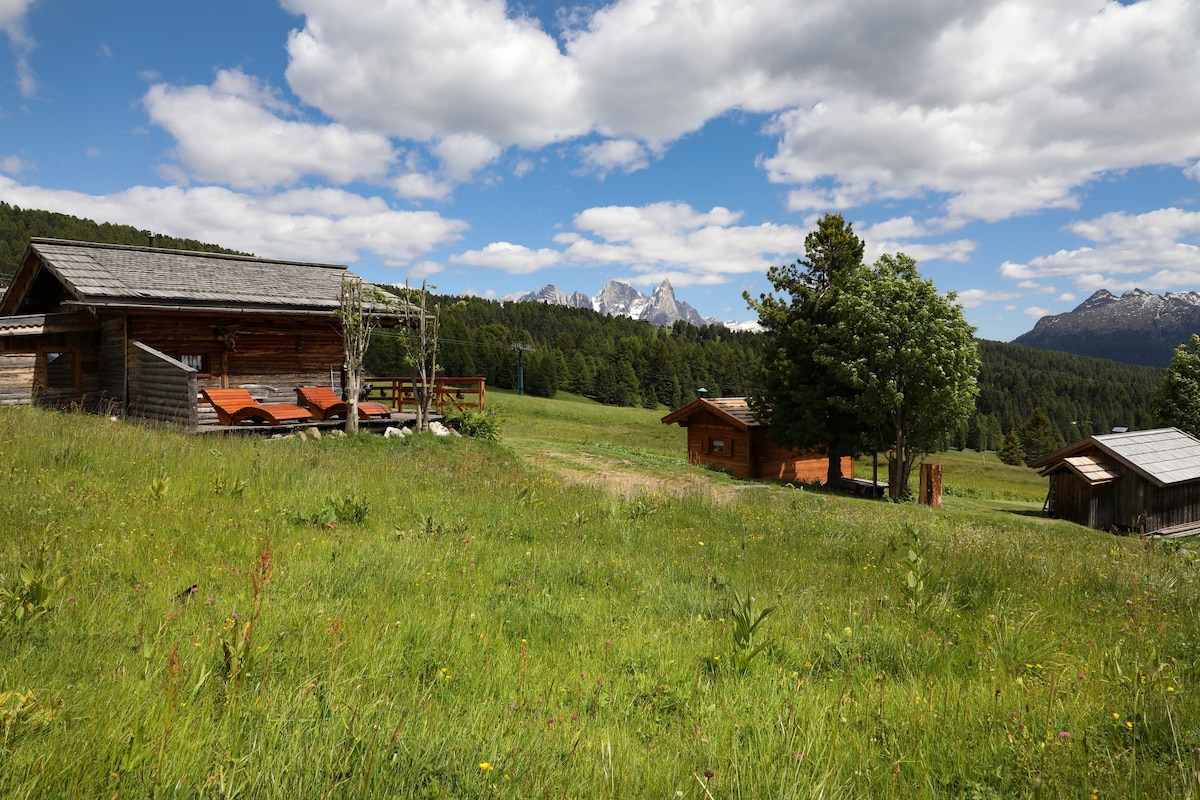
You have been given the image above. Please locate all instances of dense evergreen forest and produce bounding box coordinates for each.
[366,294,762,410]
[0,203,1167,452]
[0,202,248,283]
[367,293,1165,452]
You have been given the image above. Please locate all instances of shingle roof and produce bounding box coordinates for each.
[1091,428,1200,486]
[660,397,763,430]
[22,238,384,314]
[704,397,762,428]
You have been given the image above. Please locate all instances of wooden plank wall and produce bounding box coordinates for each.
[126,313,344,403]
[687,424,753,477]
[98,317,126,402]
[752,430,850,482]
[0,353,35,405]
[126,341,198,429]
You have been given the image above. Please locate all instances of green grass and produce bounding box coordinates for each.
[2,402,1200,798]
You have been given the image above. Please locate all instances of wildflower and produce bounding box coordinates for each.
[795,753,804,761]
[479,762,493,771]
[1059,732,1071,739]
[1113,713,1120,719]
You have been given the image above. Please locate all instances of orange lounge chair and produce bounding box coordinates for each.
[201,388,313,426]
[295,386,394,421]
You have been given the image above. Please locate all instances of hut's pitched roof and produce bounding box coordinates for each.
[661,397,763,430]
[1032,427,1200,488]
[1,238,400,317]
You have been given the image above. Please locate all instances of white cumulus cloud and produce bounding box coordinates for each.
[0,175,467,268]
[143,69,398,191]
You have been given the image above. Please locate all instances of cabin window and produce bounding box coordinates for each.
[179,353,211,375]
[706,437,732,457]
[44,351,75,389]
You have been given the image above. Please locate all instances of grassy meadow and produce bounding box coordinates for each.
[2,396,1200,798]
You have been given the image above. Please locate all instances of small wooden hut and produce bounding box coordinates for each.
[661,396,853,482]
[0,238,401,429]
[1031,427,1200,534]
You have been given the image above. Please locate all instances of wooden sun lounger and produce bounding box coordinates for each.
[295,386,394,421]
[201,388,313,426]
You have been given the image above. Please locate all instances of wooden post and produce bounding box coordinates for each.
[919,463,943,508]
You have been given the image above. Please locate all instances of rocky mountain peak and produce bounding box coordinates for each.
[514,279,713,328]
[1014,288,1200,367]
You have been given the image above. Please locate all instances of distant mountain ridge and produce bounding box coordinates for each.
[513,279,719,328]
[1013,288,1200,367]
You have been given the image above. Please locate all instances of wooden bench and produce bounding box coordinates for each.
[201,388,312,426]
[295,386,394,421]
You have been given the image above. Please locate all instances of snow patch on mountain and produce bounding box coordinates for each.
[513,279,722,328]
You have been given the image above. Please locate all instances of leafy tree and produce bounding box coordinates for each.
[819,253,980,500]
[744,214,869,484]
[1152,334,1200,437]
[998,429,1027,466]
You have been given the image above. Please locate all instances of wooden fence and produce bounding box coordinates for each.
[127,341,198,429]
[366,377,485,414]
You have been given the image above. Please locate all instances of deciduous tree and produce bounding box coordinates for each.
[819,253,980,500]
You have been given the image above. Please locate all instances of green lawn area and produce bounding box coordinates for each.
[1,399,1198,798]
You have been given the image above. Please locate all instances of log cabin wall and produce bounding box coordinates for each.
[126,341,198,429]
[0,353,35,405]
[124,312,344,403]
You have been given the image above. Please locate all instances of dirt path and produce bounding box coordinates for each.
[516,445,740,504]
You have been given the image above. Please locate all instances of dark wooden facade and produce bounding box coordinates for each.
[0,239,394,429]
[1033,428,1200,534]
[661,397,853,482]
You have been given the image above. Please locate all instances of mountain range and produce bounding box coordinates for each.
[512,279,727,329]
[1014,289,1200,368]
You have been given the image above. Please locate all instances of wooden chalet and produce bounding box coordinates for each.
[661,396,853,482]
[1031,427,1200,535]
[0,238,402,430]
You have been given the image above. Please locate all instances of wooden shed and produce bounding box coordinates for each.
[0,238,399,429]
[1031,427,1200,535]
[661,396,853,482]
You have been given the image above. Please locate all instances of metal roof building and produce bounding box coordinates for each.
[1031,428,1200,535]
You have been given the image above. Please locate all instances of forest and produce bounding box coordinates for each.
[0,201,246,283]
[0,204,1167,454]
[366,292,1165,456]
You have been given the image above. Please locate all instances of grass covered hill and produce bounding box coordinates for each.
[2,396,1199,798]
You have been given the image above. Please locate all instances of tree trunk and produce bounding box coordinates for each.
[344,365,360,435]
[825,451,844,486]
[889,420,905,500]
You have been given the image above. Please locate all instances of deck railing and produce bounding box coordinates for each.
[365,377,486,414]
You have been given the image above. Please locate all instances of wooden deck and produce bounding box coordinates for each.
[195,410,423,435]
[1148,521,1200,539]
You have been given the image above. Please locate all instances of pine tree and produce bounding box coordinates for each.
[998,430,1027,466]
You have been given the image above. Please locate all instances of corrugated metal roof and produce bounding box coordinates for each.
[26,239,383,313]
[1093,428,1200,486]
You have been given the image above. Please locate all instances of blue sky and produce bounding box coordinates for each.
[2,0,1198,341]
